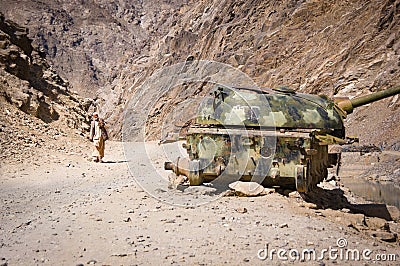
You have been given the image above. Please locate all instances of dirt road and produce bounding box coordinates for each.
[1,141,399,265]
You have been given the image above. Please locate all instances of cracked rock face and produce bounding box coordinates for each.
[0,12,92,163]
[0,12,89,129]
[0,1,399,147]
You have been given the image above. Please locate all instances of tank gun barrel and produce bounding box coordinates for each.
[336,85,400,114]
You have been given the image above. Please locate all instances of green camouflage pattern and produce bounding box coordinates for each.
[179,86,343,191]
[196,86,344,130]
[167,85,400,192]
[186,128,310,177]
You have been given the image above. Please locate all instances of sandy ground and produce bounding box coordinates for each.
[1,141,399,265]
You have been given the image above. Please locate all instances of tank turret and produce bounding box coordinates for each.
[165,85,400,193]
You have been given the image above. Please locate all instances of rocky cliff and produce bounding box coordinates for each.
[0,13,90,163]
[1,0,399,148]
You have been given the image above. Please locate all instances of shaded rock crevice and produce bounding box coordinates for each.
[0,12,89,130]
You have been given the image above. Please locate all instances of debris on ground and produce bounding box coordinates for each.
[228,181,266,197]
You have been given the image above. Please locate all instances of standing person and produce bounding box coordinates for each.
[89,112,108,162]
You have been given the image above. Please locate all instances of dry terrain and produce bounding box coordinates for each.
[1,137,399,265]
[1,1,400,265]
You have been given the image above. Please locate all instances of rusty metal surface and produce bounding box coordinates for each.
[165,85,400,193]
[336,85,400,114]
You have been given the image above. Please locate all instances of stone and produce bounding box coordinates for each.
[371,231,398,242]
[364,217,388,230]
[235,207,248,214]
[279,223,288,228]
[341,208,351,213]
[299,202,318,209]
[347,213,365,227]
[328,180,337,187]
[228,181,265,197]
[387,206,400,221]
[288,191,301,198]
[262,188,275,195]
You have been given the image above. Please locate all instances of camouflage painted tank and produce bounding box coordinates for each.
[165,85,400,193]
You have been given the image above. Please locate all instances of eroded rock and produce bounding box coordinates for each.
[228,181,265,197]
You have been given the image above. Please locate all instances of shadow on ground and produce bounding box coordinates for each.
[103,160,129,164]
[301,186,395,221]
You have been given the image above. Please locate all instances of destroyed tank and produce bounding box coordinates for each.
[165,85,400,193]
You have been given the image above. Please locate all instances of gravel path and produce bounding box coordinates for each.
[1,141,399,265]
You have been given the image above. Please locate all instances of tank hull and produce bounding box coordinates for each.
[168,126,333,192]
[164,85,399,193]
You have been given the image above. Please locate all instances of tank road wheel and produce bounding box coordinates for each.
[188,159,203,186]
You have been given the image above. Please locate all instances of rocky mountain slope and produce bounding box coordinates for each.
[0,13,90,164]
[1,0,399,148]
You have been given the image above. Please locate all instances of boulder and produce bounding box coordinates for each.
[228,181,265,197]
